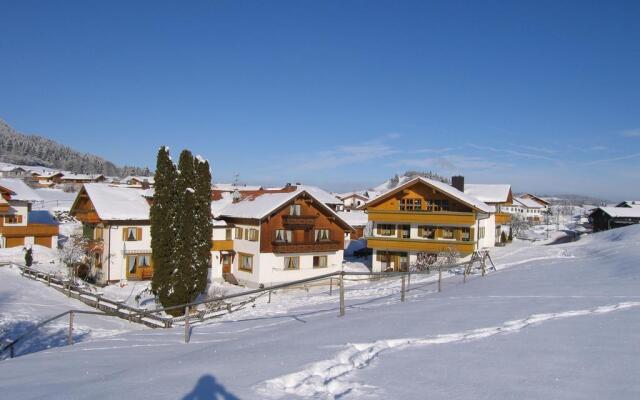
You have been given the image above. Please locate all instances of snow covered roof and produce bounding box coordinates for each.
[0,162,27,173]
[337,210,368,227]
[61,173,104,181]
[364,176,494,213]
[212,183,264,191]
[513,197,544,209]
[124,176,155,184]
[0,178,42,202]
[294,185,342,205]
[464,184,511,204]
[616,200,640,208]
[81,184,150,221]
[596,207,640,218]
[216,188,353,230]
[337,191,369,200]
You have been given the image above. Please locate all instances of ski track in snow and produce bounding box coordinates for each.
[256,301,640,399]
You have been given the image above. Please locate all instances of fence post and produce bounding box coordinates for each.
[401,274,406,302]
[329,277,333,296]
[184,306,190,343]
[268,290,272,304]
[438,267,442,293]
[47,274,51,286]
[10,343,14,359]
[68,311,74,346]
[339,273,345,317]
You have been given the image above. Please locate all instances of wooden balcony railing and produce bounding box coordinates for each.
[282,214,318,229]
[271,240,341,254]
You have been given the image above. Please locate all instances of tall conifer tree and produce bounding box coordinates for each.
[193,156,212,295]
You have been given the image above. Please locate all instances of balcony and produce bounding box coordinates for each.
[211,239,234,251]
[496,212,512,225]
[282,214,318,229]
[271,240,341,254]
[367,210,476,225]
[366,237,476,254]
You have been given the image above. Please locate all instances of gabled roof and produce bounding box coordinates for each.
[124,176,155,184]
[0,178,42,202]
[594,207,640,218]
[513,197,544,209]
[615,200,640,208]
[295,185,342,205]
[216,188,353,231]
[363,176,494,213]
[73,183,150,221]
[520,193,551,206]
[337,191,369,201]
[464,184,512,204]
[61,173,104,181]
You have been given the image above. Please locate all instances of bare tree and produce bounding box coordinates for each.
[511,217,531,238]
[59,234,88,284]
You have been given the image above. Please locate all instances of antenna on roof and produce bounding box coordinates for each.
[232,173,241,203]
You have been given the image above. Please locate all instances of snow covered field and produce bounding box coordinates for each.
[1,225,639,399]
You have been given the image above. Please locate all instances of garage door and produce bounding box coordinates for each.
[35,236,52,248]
[5,237,25,248]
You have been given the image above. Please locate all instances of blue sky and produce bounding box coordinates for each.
[1,1,639,200]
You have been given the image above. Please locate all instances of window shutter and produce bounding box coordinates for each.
[376,225,381,235]
[122,228,127,241]
[469,227,475,242]
[136,228,142,241]
[418,226,423,237]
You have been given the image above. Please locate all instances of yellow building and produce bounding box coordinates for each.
[361,177,496,272]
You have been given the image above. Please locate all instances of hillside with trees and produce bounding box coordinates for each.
[0,119,149,176]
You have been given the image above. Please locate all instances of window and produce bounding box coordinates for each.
[442,227,454,239]
[289,204,301,216]
[225,228,232,240]
[284,256,299,270]
[427,199,450,212]
[127,254,151,274]
[400,198,422,211]
[314,229,330,242]
[460,227,471,242]
[235,227,244,240]
[479,227,485,239]
[397,224,410,239]
[418,225,436,239]
[376,224,396,236]
[239,253,253,272]
[4,215,23,224]
[275,229,293,243]
[123,227,140,241]
[313,255,328,268]
[248,228,259,242]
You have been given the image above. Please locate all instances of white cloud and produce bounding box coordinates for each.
[466,143,556,161]
[585,152,640,165]
[622,129,640,138]
[394,155,510,172]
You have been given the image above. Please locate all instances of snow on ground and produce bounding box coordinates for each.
[0,265,146,359]
[0,223,638,399]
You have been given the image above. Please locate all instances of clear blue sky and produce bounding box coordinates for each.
[1,1,639,200]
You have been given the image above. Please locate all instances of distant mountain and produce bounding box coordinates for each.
[0,119,150,177]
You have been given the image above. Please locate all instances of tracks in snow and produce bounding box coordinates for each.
[256,301,640,399]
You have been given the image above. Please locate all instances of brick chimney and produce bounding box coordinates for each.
[452,175,464,192]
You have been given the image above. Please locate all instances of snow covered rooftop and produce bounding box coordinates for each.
[294,185,342,205]
[212,183,264,192]
[514,197,545,209]
[597,207,640,218]
[124,176,155,184]
[337,210,368,227]
[61,173,104,180]
[0,178,42,202]
[365,176,494,213]
[82,184,150,221]
[464,184,511,204]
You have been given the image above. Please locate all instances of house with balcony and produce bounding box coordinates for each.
[70,184,154,284]
[0,179,59,248]
[361,176,496,272]
[501,197,547,223]
[212,188,354,287]
[463,179,513,243]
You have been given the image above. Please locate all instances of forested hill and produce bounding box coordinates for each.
[0,119,149,176]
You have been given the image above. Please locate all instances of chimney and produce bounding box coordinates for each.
[452,175,464,192]
[232,189,241,203]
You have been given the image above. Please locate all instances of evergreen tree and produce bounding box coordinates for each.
[193,156,212,295]
[150,146,178,308]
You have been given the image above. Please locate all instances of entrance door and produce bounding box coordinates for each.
[222,254,232,274]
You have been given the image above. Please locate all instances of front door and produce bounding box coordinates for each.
[222,254,231,274]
